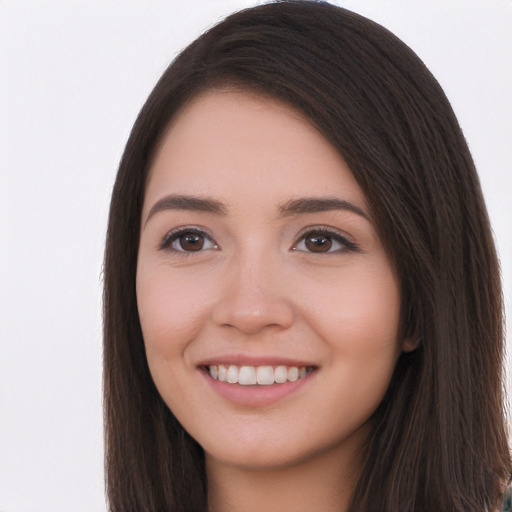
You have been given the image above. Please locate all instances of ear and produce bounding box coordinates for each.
[401,337,420,353]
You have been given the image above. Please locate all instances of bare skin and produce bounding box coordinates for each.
[136,89,414,511]
[206,424,366,512]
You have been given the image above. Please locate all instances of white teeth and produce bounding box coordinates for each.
[227,365,239,384]
[218,365,227,381]
[256,366,274,385]
[207,364,311,385]
[239,366,257,385]
[274,365,288,383]
[287,366,299,382]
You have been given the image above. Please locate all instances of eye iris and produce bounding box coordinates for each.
[305,233,332,252]
[179,233,204,251]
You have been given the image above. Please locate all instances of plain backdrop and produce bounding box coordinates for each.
[1,1,511,511]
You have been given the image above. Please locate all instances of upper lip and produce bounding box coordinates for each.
[197,354,316,368]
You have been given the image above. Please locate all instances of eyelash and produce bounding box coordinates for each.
[159,227,217,253]
[292,227,359,254]
[159,226,359,254]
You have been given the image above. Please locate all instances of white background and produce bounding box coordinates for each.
[1,1,511,511]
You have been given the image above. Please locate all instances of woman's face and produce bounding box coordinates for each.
[136,90,408,471]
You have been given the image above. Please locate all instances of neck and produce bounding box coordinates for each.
[206,437,364,512]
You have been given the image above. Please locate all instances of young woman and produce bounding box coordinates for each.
[103,2,511,510]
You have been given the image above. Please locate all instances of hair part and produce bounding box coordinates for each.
[103,2,511,510]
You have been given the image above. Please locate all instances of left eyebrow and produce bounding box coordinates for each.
[278,197,370,220]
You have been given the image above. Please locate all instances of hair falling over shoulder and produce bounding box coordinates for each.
[103,2,511,510]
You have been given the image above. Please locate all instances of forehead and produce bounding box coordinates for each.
[144,89,367,213]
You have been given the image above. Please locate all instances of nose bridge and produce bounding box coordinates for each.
[212,243,294,333]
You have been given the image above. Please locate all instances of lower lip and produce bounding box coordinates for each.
[200,369,315,407]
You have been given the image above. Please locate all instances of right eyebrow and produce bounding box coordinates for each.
[144,194,228,227]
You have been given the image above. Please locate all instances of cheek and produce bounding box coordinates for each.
[135,265,216,416]
[136,265,214,359]
[306,267,401,431]
[298,262,401,356]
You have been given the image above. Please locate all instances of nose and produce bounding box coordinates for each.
[211,250,295,335]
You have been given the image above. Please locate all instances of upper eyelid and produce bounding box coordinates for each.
[292,226,360,252]
[159,225,216,249]
[294,225,355,242]
[157,224,358,250]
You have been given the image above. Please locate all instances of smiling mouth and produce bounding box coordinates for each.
[204,364,315,386]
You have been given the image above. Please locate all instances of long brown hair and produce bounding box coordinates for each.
[103,2,510,510]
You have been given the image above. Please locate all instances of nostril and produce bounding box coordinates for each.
[212,297,295,334]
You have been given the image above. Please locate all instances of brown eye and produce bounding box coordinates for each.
[305,233,332,252]
[293,229,358,254]
[160,228,217,253]
[179,232,205,251]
